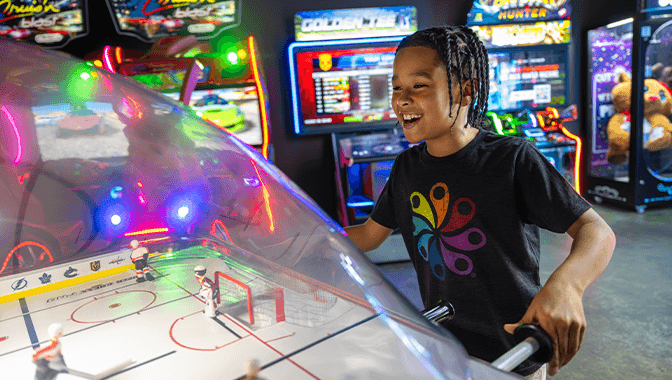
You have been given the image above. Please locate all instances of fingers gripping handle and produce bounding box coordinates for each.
[491,324,554,373]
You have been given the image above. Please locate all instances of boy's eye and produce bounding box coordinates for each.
[392,86,402,91]
[413,84,427,88]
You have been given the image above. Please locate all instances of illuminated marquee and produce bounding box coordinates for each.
[0,0,60,18]
[471,20,571,49]
[0,0,87,49]
[467,0,571,25]
[106,0,239,42]
[294,6,417,41]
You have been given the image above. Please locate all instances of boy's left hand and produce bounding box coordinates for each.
[503,282,586,376]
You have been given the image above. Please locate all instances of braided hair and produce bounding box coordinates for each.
[397,26,490,130]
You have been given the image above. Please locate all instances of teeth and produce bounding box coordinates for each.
[403,114,422,120]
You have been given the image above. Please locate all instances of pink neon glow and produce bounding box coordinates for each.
[103,46,116,74]
[1,106,22,164]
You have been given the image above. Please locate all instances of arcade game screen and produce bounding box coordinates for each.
[0,39,529,380]
[488,48,568,112]
[291,43,399,134]
[164,86,263,146]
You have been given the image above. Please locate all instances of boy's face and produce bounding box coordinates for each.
[391,46,470,144]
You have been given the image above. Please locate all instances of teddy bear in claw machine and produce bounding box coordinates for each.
[606,72,672,165]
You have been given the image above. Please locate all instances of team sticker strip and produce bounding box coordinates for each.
[0,248,134,302]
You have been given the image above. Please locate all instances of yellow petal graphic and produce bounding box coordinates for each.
[410,191,435,228]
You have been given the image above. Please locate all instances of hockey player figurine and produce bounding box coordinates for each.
[194,265,218,318]
[130,239,153,282]
[243,359,266,380]
[33,323,66,380]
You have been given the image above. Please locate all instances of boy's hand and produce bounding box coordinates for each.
[503,282,586,376]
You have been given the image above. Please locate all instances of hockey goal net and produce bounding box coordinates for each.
[214,271,285,327]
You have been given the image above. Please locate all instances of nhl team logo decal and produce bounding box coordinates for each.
[90,260,101,272]
[319,53,332,71]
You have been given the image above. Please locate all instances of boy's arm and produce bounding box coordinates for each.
[344,218,394,252]
[504,208,615,376]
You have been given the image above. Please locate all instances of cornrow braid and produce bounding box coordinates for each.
[397,26,490,131]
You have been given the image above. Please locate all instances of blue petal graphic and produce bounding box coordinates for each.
[428,237,445,281]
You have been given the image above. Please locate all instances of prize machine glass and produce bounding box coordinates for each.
[0,40,538,380]
[587,19,633,183]
[467,3,581,192]
[288,37,420,227]
[643,19,672,183]
[584,5,672,212]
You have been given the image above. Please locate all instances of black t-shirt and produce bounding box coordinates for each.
[370,130,591,376]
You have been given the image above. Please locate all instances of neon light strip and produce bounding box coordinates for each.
[1,106,22,164]
[0,241,52,275]
[251,159,275,233]
[124,227,170,237]
[115,46,123,64]
[103,46,115,74]
[287,36,405,135]
[248,36,270,159]
[560,126,582,194]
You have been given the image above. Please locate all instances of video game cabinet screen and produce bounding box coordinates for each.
[488,47,568,112]
[289,38,403,135]
[164,86,263,146]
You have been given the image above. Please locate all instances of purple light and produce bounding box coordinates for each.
[1,106,22,164]
[103,46,115,74]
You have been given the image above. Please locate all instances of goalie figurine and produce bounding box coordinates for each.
[195,265,219,317]
[130,239,153,282]
[33,323,66,380]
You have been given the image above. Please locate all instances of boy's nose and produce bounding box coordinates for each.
[396,92,411,106]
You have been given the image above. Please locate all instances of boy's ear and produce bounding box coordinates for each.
[460,79,478,106]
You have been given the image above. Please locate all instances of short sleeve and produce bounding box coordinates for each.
[514,141,592,233]
[370,160,398,230]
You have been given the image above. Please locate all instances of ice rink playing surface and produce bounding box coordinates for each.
[0,248,435,379]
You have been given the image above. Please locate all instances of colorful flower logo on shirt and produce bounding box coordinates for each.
[411,183,486,280]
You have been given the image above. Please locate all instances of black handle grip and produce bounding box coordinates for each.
[514,324,554,363]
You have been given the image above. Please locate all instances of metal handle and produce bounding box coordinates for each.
[422,300,455,324]
[491,324,554,372]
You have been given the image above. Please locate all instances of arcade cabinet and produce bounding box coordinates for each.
[466,0,582,192]
[585,2,672,212]
[86,35,273,160]
[288,6,418,229]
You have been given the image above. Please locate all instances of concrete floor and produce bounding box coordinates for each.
[372,204,672,379]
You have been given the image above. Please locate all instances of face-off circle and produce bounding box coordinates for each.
[70,290,157,323]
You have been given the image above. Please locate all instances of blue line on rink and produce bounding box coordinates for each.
[19,298,40,350]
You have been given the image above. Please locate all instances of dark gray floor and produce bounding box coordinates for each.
[373,204,672,379]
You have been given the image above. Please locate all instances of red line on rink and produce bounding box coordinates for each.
[161,267,321,379]
[265,332,296,343]
[221,314,320,379]
[169,310,249,351]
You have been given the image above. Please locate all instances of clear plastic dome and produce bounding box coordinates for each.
[0,40,521,379]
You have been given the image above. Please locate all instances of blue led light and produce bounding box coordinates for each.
[111,214,121,225]
[178,206,189,218]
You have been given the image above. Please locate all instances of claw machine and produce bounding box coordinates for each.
[585,1,672,212]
